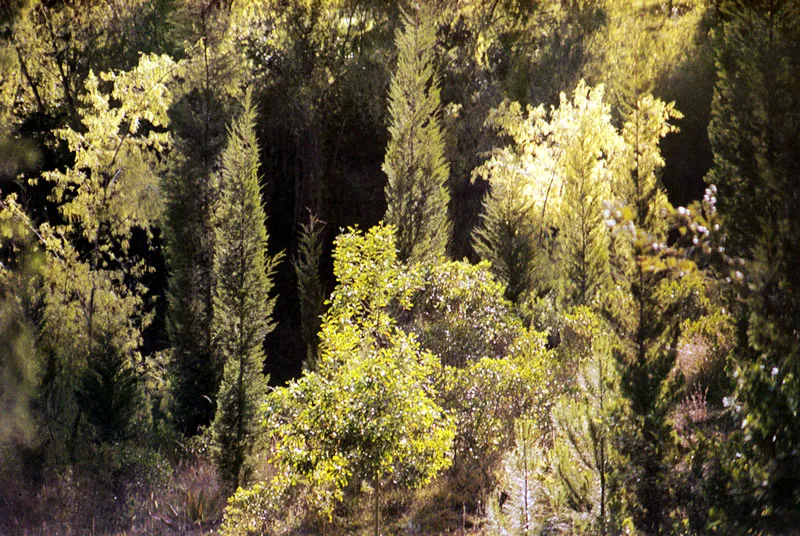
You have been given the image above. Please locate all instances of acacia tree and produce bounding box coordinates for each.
[221,226,454,535]
[210,92,281,491]
[383,4,451,263]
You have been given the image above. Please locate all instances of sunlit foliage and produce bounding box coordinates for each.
[383,5,451,263]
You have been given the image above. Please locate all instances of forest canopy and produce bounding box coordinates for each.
[0,0,798,534]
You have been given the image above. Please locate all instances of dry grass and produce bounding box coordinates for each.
[674,386,709,435]
[129,456,225,535]
[0,450,225,536]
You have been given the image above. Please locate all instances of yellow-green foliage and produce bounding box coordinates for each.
[221,225,455,534]
[408,260,524,367]
[41,53,175,245]
[34,51,175,334]
[439,328,553,496]
[586,0,709,112]
[475,80,625,307]
[551,82,621,308]
[472,96,554,301]
[29,53,176,446]
[4,0,156,123]
[0,197,41,449]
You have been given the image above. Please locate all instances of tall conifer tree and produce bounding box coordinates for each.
[472,169,536,304]
[210,92,280,490]
[608,92,684,533]
[707,0,800,530]
[293,211,326,370]
[165,1,249,436]
[471,101,543,304]
[383,4,451,263]
[553,82,617,308]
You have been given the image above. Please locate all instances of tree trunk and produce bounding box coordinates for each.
[374,479,380,536]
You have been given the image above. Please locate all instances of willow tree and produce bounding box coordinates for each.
[210,92,280,491]
[383,4,451,263]
[34,54,176,448]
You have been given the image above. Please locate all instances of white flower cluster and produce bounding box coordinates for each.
[702,184,718,208]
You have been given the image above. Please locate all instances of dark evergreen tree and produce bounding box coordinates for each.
[607,93,684,533]
[383,4,451,263]
[76,332,140,443]
[165,1,247,436]
[210,92,280,491]
[706,0,800,530]
[292,210,326,370]
[164,145,220,436]
[472,166,536,304]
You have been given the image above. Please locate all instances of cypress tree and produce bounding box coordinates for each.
[210,91,280,491]
[164,142,220,437]
[383,4,451,263]
[164,1,249,436]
